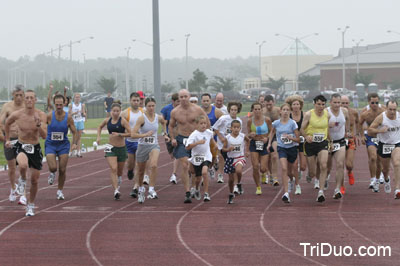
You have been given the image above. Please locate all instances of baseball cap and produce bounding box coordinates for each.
[137,91,145,99]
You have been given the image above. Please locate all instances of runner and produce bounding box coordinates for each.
[301,95,331,202]
[131,98,169,203]
[247,102,272,195]
[190,96,198,104]
[368,100,399,198]
[45,94,78,200]
[69,93,86,157]
[358,93,385,192]
[4,90,47,216]
[169,89,209,203]
[96,101,131,200]
[185,115,216,202]
[268,103,300,203]
[223,120,249,204]
[326,94,350,199]
[213,92,229,115]
[0,85,26,204]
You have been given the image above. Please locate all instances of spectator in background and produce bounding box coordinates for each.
[104,92,114,118]
[352,93,359,109]
[137,91,146,109]
[383,91,391,105]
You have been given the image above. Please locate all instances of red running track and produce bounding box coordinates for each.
[0,141,399,265]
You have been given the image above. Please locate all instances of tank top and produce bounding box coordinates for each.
[327,107,346,141]
[46,111,69,143]
[138,113,159,145]
[290,111,303,130]
[126,107,143,142]
[71,102,83,122]
[250,117,269,135]
[107,117,125,134]
[226,133,245,158]
[305,109,328,142]
[377,112,400,144]
[207,105,218,126]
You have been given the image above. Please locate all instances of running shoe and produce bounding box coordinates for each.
[384,177,391,193]
[147,190,158,199]
[282,192,290,203]
[373,179,379,193]
[18,195,27,205]
[127,170,134,180]
[25,203,35,217]
[340,186,346,195]
[57,190,65,200]
[217,174,224,183]
[233,185,239,195]
[143,175,150,185]
[209,168,215,180]
[114,189,121,200]
[138,190,145,203]
[395,189,400,199]
[306,174,312,183]
[270,176,274,185]
[227,193,234,204]
[237,183,244,195]
[9,187,17,202]
[369,178,375,189]
[314,179,320,190]
[333,188,342,199]
[48,172,56,185]
[77,151,83,158]
[117,176,122,187]
[256,186,262,195]
[324,174,330,191]
[190,187,196,198]
[316,190,325,202]
[194,190,201,200]
[379,173,384,184]
[68,151,73,157]
[169,173,177,184]
[273,177,279,186]
[203,192,211,202]
[288,179,294,193]
[184,191,192,203]
[348,172,355,185]
[295,185,301,195]
[130,188,138,198]
[261,173,267,184]
[16,177,26,195]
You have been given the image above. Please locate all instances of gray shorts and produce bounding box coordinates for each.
[136,144,160,163]
[4,138,17,161]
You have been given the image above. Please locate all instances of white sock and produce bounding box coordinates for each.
[149,186,154,192]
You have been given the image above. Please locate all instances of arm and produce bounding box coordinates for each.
[37,112,47,139]
[131,116,153,139]
[81,103,87,118]
[244,135,250,157]
[96,118,108,144]
[47,84,54,111]
[185,138,205,150]
[68,115,78,149]
[111,118,131,138]
[265,117,272,143]
[343,108,351,137]
[221,137,231,152]
[104,99,107,109]
[4,112,17,145]
[158,115,170,142]
[300,111,311,143]
[247,119,255,139]
[168,110,177,145]
[367,114,385,135]
[267,127,276,148]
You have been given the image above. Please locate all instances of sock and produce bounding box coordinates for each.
[149,186,154,192]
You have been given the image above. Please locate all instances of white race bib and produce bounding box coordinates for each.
[193,155,205,165]
[332,143,341,152]
[232,144,241,152]
[73,114,81,120]
[104,144,113,153]
[255,141,264,151]
[144,136,155,144]
[312,133,325,143]
[371,138,379,145]
[382,144,395,155]
[281,135,293,145]
[22,144,34,154]
[51,132,64,141]
[183,138,188,145]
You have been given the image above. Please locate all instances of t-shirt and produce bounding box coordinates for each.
[226,133,245,158]
[104,97,114,111]
[212,114,243,150]
[272,119,298,148]
[212,104,228,115]
[186,129,213,166]
[161,103,174,133]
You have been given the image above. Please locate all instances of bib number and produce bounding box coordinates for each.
[255,141,264,151]
[144,136,155,144]
[312,133,325,143]
[371,138,379,145]
[232,144,241,152]
[73,114,81,120]
[382,144,395,155]
[51,132,64,141]
[22,144,34,154]
[193,155,205,165]
[104,144,113,153]
[332,143,341,152]
[281,136,293,145]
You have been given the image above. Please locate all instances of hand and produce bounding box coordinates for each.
[380,126,388,133]
[245,152,249,158]
[5,141,12,149]
[228,146,234,152]
[34,113,41,127]
[146,131,154,137]
[171,139,177,147]
[305,135,313,143]
[198,139,206,145]
[248,132,256,139]
[267,144,271,151]
[164,135,170,142]
[329,122,336,128]
[96,138,101,145]
[361,135,366,145]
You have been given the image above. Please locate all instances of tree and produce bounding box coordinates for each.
[209,76,236,92]
[188,68,208,93]
[265,77,287,90]
[353,73,374,86]
[97,76,117,94]
[161,82,175,93]
[298,75,320,90]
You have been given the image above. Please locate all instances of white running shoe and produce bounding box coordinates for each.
[48,172,56,185]
[282,192,290,203]
[295,185,301,195]
[384,177,391,193]
[195,190,201,200]
[69,151,73,157]
[233,185,239,195]
[143,175,150,185]
[147,190,158,199]
[138,190,145,203]
[77,151,82,158]
[203,192,211,202]
[373,178,379,192]
[169,173,177,184]
[9,188,17,202]
[369,178,375,189]
[333,188,342,199]
[25,203,35,217]
[190,187,196,198]
[209,168,215,180]
[314,179,320,190]
[379,173,384,184]
[217,174,224,183]
[57,190,65,200]
[16,177,26,195]
[114,189,121,200]
[18,195,27,205]
[316,190,325,202]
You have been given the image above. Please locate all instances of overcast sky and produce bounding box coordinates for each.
[2,0,399,61]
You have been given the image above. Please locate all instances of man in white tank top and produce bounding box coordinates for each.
[69,93,86,157]
[368,100,400,199]
[326,94,350,199]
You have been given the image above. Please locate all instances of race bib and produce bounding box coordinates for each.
[300,136,305,143]
[382,144,395,155]
[371,138,379,145]
[144,137,155,144]
[22,144,34,154]
[193,155,205,165]
[226,127,232,134]
[51,132,64,141]
[281,135,293,145]
[255,141,264,151]
[332,143,341,152]
[73,114,81,120]
[183,138,188,145]
[345,139,349,146]
[312,133,325,143]
[104,144,113,153]
[232,144,241,152]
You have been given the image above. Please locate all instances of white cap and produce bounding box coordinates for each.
[190,96,198,103]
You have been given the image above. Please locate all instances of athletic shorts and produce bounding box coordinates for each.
[3,137,17,161]
[45,140,70,157]
[15,142,43,170]
[277,146,298,164]
[377,142,400,159]
[125,140,139,154]
[249,139,268,155]
[365,134,378,148]
[104,145,127,162]
[74,121,85,131]
[173,135,190,159]
[304,140,328,157]
[136,144,160,163]
[192,161,211,177]
[224,156,246,174]
[330,138,346,155]
[221,150,228,161]
[346,137,356,150]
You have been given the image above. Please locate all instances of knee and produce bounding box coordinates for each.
[393,160,400,169]
[336,161,344,169]
[252,164,260,172]
[31,178,39,186]
[369,156,377,164]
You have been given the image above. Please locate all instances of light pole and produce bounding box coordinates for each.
[185,34,191,90]
[256,41,266,88]
[275,33,318,90]
[352,38,364,74]
[338,26,350,89]
[125,47,131,102]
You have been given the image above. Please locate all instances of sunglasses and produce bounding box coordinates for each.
[370,102,379,104]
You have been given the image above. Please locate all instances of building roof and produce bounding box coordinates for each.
[280,40,316,56]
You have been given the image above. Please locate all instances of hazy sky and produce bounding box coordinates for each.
[2,0,399,61]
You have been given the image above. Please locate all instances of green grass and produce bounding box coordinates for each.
[84,118,106,129]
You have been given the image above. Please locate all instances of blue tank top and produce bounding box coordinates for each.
[208,106,218,126]
[46,111,69,143]
[107,117,125,134]
[252,117,269,135]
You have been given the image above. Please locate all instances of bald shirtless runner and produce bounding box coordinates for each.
[5,90,47,217]
[169,89,209,203]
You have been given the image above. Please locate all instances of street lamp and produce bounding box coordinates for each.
[125,47,131,102]
[338,26,350,89]
[275,33,318,90]
[256,41,266,88]
[185,34,191,90]
[352,38,364,74]
[67,36,94,90]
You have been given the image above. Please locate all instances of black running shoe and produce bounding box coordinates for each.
[237,184,244,195]
[184,192,192,203]
[227,193,234,204]
[127,170,134,180]
[130,188,138,198]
